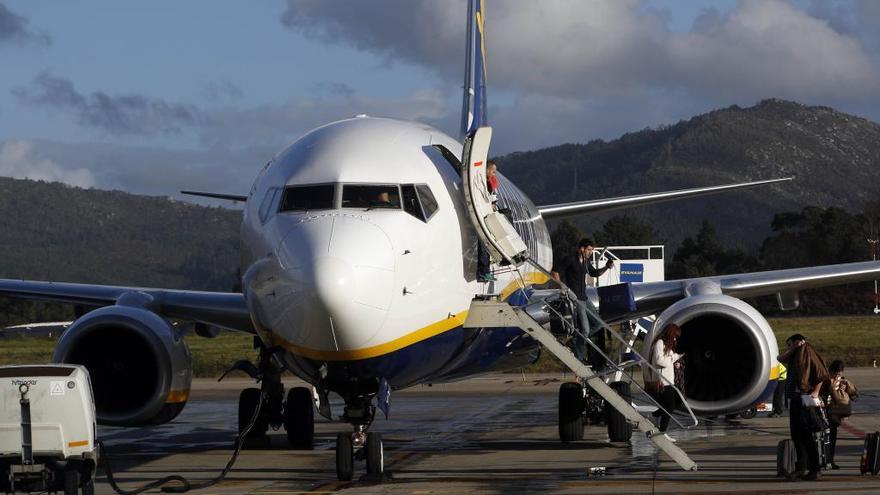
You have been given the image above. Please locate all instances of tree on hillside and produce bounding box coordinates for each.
[550,220,584,265]
[759,206,876,314]
[592,215,659,246]
[668,220,759,278]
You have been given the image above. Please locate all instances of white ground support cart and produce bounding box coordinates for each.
[0,365,97,494]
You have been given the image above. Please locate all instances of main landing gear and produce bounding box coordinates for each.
[223,343,315,449]
[558,381,632,443]
[334,398,385,481]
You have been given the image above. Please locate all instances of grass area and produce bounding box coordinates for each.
[0,316,877,377]
[0,332,257,378]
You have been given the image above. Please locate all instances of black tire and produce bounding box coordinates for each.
[63,467,79,495]
[336,433,354,481]
[607,381,632,442]
[239,388,268,438]
[81,478,95,495]
[285,387,315,449]
[740,407,758,420]
[365,432,384,475]
[558,382,584,442]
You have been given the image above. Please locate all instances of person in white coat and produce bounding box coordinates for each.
[644,323,685,432]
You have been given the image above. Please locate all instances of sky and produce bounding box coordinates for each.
[2,0,880,199]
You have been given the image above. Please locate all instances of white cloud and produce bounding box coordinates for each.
[281,0,880,104]
[0,140,95,188]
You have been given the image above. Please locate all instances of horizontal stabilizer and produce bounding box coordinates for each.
[181,190,248,202]
[537,177,792,219]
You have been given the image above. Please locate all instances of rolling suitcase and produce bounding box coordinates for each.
[814,429,831,470]
[777,439,797,478]
[861,431,880,475]
[813,406,831,470]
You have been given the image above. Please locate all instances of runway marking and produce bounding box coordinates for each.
[842,421,866,438]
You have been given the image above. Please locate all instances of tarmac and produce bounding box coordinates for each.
[93,369,880,494]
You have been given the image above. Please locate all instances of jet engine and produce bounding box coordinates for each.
[53,303,192,426]
[648,293,779,414]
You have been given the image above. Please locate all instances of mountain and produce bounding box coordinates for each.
[0,177,240,290]
[500,99,880,249]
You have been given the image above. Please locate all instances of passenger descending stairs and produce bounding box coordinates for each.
[464,299,698,472]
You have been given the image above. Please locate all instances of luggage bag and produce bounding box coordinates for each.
[777,439,797,478]
[861,431,880,475]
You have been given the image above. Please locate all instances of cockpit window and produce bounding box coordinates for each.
[342,185,400,209]
[400,184,439,222]
[415,185,438,220]
[279,184,335,212]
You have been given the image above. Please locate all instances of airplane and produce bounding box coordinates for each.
[2,0,880,482]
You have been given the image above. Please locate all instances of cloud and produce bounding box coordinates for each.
[0,139,270,198]
[203,80,245,102]
[0,2,50,46]
[197,87,451,149]
[280,0,880,105]
[0,140,95,188]
[14,72,202,136]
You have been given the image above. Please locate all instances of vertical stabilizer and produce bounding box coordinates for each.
[460,0,488,139]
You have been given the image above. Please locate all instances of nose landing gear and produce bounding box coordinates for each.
[335,401,386,481]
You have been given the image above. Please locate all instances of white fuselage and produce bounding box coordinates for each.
[238,116,551,388]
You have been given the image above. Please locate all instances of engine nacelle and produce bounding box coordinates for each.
[53,305,192,426]
[649,294,779,414]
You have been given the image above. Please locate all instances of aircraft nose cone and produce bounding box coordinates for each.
[312,256,355,316]
[274,215,395,351]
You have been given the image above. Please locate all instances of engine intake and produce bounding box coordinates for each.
[53,305,192,426]
[649,294,778,414]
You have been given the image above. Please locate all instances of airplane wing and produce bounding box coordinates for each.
[591,260,880,321]
[0,279,255,334]
[537,177,792,219]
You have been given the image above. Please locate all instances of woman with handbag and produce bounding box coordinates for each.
[827,360,858,470]
[644,323,684,434]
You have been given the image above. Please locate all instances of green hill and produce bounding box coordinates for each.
[500,99,880,249]
[0,177,240,290]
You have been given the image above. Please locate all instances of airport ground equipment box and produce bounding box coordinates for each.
[0,364,97,494]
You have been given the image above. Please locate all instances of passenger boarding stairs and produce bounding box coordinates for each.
[464,283,698,472]
[459,126,698,472]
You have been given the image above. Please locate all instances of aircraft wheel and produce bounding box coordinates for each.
[63,467,79,495]
[336,433,354,481]
[558,382,584,442]
[365,432,384,475]
[81,478,95,495]
[239,388,268,438]
[607,381,632,442]
[740,407,758,420]
[284,387,315,449]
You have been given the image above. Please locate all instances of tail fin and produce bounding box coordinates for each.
[460,0,488,139]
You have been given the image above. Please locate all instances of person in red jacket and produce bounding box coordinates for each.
[477,160,500,282]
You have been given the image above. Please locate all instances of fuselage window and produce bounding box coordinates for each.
[342,184,401,209]
[415,184,438,220]
[401,185,425,221]
[279,184,335,212]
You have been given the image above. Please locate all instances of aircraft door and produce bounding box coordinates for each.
[461,127,529,265]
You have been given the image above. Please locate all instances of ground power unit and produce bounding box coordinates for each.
[0,365,97,494]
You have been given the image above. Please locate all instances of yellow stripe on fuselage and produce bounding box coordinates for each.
[273,271,550,362]
[276,310,470,361]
